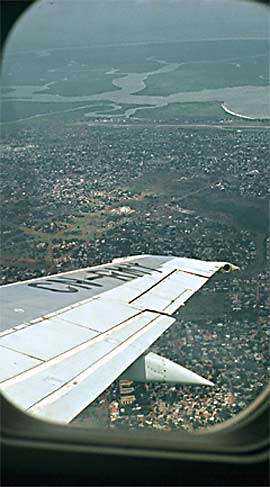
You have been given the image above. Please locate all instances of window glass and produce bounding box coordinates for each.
[1,0,269,431]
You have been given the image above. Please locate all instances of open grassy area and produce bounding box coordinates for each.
[192,194,269,236]
[130,168,269,237]
[139,56,269,97]
[37,70,121,97]
[84,102,153,118]
[132,101,232,122]
[18,194,149,265]
[1,100,90,123]
[0,100,122,125]
[1,100,155,125]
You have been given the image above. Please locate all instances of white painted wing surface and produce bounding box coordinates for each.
[0,255,238,423]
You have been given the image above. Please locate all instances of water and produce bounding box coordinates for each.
[2,57,269,120]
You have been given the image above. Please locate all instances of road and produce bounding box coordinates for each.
[69,121,270,130]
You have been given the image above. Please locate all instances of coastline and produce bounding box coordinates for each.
[221,103,256,120]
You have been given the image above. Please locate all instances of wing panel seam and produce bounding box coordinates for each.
[0,343,45,363]
[0,310,146,390]
[28,313,174,415]
[25,314,161,411]
[129,269,177,304]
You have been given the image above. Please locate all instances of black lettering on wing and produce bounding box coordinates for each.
[28,280,78,293]
[86,263,155,281]
[133,262,162,273]
[27,262,160,293]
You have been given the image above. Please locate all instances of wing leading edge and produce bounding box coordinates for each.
[0,255,239,423]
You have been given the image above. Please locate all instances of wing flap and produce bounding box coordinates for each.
[1,311,174,421]
[0,346,42,382]
[130,270,207,312]
[28,314,174,422]
[0,318,98,362]
[58,299,142,333]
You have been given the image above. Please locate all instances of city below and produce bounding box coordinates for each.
[1,117,269,431]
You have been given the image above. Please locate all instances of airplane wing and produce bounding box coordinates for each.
[0,255,239,423]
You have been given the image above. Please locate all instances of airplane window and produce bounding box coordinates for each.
[0,0,269,432]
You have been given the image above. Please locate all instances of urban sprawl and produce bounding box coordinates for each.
[1,118,269,431]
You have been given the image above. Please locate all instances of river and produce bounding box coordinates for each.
[2,57,269,120]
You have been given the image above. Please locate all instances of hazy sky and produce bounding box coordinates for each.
[5,0,269,52]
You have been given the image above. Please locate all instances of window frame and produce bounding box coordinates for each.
[1,1,269,485]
